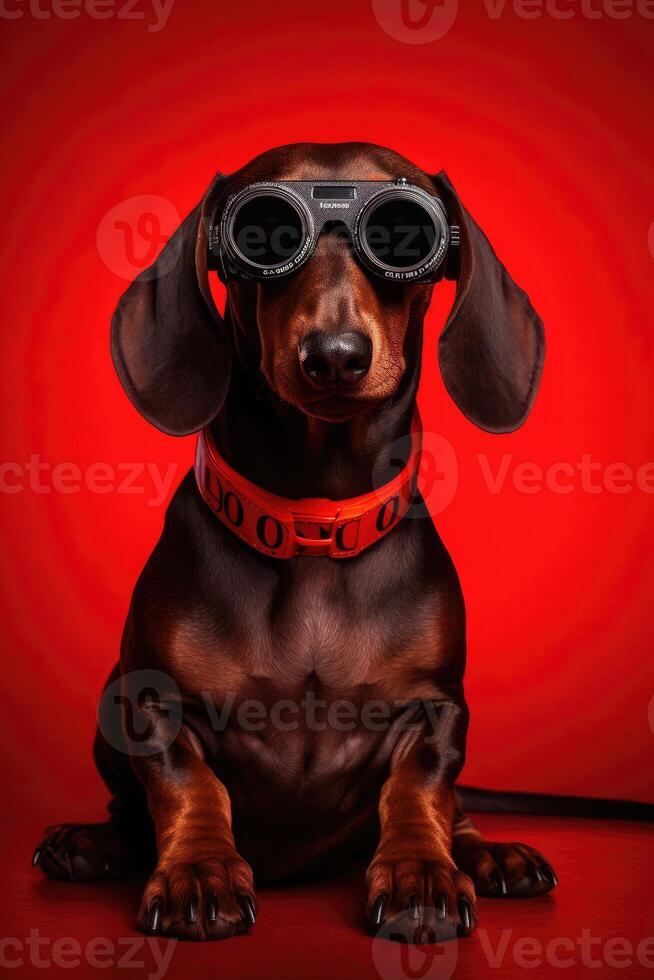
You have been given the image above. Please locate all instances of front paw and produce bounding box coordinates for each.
[137,853,256,941]
[453,838,558,899]
[366,854,476,943]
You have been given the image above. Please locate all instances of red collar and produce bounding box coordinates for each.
[194,416,422,560]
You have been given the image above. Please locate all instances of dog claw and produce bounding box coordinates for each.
[32,848,42,868]
[459,898,473,930]
[408,895,420,920]
[186,899,197,923]
[491,869,508,896]
[148,898,163,933]
[207,897,218,923]
[372,894,387,926]
[543,866,558,887]
[238,895,256,926]
[435,893,447,919]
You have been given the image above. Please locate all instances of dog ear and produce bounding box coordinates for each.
[432,171,545,433]
[111,173,231,436]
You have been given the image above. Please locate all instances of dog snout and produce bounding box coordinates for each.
[299,331,373,389]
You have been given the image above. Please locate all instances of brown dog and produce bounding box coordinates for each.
[33,142,555,943]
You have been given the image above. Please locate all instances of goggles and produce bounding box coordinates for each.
[209,178,459,283]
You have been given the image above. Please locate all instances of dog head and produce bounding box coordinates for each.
[112,142,544,434]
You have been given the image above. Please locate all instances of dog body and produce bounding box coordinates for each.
[122,465,465,887]
[34,143,555,943]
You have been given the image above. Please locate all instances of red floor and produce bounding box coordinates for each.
[6,813,654,979]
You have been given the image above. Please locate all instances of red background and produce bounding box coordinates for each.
[0,0,653,866]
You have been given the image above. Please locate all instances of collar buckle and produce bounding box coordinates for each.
[294,535,334,557]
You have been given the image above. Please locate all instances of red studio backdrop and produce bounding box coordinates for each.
[0,0,652,863]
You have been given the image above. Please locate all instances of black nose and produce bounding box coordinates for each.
[299,331,373,388]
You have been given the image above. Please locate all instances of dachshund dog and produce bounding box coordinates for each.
[33,142,556,943]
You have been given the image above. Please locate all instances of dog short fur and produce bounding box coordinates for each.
[34,143,555,943]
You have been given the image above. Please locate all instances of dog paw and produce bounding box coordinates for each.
[453,838,558,898]
[32,823,132,881]
[137,855,257,941]
[366,856,476,943]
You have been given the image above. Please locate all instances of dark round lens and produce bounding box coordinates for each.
[231,193,305,267]
[363,196,439,270]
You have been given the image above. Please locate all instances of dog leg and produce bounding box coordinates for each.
[365,700,476,943]
[451,800,558,898]
[131,723,256,942]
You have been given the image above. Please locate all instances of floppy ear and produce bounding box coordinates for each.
[111,173,232,436]
[433,171,545,433]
